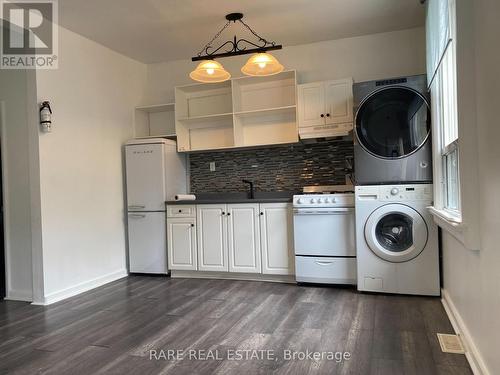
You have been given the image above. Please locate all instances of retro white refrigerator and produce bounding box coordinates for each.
[125,138,187,274]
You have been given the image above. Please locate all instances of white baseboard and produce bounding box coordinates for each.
[5,289,33,302]
[32,269,128,306]
[441,288,490,375]
[171,270,296,284]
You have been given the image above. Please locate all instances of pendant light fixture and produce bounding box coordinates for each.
[241,52,284,76]
[189,60,231,83]
[190,13,284,83]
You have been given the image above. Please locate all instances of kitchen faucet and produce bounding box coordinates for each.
[242,179,255,199]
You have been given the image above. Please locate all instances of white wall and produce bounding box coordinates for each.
[0,67,37,301]
[35,26,146,303]
[441,1,500,374]
[143,27,425,104]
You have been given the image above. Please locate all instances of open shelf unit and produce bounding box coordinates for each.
[175,71,298,152]
[133,103,176,138]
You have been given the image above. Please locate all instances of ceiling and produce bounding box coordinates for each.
[58,0,425,64]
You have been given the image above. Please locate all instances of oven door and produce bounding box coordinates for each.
[293,207,355,257]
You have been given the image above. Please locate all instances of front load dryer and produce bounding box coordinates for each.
[355,184,440,296]
[353,75,432,185]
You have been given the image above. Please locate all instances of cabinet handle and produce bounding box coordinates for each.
[222,212,226,215]
[227,212,231,216]
[190,223,195,227]
[260,212,264,216]
[178,209,182,213]
[326,113,330,117]
[320,114,324,118]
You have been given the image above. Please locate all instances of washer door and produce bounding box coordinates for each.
[364,204,428,263]
[355,87,430,159]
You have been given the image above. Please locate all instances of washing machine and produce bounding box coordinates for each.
[355,184,440,296]
[354,75,432,185]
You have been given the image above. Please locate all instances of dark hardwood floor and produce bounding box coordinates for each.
[0,276,472,374]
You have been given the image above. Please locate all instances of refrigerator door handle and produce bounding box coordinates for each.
[128,213,146,219]
[128,205,146,210]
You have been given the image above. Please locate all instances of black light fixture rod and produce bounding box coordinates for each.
[192,45,282,61]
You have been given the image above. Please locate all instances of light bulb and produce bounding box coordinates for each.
[258,62,267,69]
[206,68,215,75]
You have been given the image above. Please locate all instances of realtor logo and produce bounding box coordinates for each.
[1,0,58,69]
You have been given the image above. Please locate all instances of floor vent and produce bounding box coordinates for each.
[437,333,466,354]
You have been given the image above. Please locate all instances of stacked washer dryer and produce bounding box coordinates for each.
[353,75,440,296]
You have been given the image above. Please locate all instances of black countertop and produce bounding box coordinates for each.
[166,192,296,205]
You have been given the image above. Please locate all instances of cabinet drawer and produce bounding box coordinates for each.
[167,205,196,218]
[295,256,356,284]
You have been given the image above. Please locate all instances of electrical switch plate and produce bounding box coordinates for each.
[209,162,216,172]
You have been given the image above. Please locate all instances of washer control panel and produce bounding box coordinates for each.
[356,184,433,202]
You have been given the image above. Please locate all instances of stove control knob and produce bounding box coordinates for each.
[324,197,330,203]
[310,198,315,204]
[296,198,302,204]
[390,188,399,196]
[317,198,323,204]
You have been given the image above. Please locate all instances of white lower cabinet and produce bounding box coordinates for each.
[167,202,294,276]
[227,204,261,273]
[167,218,197,270]
[196,205,228,271]
[260,203,294,275]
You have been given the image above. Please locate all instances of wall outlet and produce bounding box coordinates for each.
[209,162,216,172]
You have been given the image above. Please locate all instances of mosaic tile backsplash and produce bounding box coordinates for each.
[189,139,354,193]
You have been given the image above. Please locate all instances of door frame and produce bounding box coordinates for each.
[0,101,10,298]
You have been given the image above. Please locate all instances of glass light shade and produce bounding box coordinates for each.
[241,53,284,76]
[189,60,231,83]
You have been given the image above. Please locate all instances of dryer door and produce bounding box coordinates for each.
[355,87,430,159]
[364,204,428,263]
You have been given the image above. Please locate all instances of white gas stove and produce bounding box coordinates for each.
[292,186,357,285]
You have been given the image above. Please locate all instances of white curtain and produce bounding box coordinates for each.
[426,0,452,87]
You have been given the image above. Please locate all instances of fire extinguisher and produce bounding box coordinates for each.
[40,100,52,132]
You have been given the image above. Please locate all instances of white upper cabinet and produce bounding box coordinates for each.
[297,82,325,128]
[196,205,228,272]
[324,79,353,124]
[298,78,353,139]
[260,203,294,275]
[227,204,262,273]
[175,71,298,152]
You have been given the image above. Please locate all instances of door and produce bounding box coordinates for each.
[260,203,294,275]
[298,82,325,128]
[128,212,167,274]
[125,143,165,211]
[227,204,261,273]
[197,205,228,272]
[364,204,428,263]
[293,207,356,257]
[355,87,430,159]
[167,218,197,271]
[324,78,353,124]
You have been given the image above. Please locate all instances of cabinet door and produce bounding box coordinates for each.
[324,78,353,125]
[128,212,167,274]
[227,204,261,273]
[298,82,325,128]
[260,203,294,275]
[167,218,197,270]
[196,205,228,271]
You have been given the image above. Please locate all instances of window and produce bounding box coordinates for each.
[429,0,461,220]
